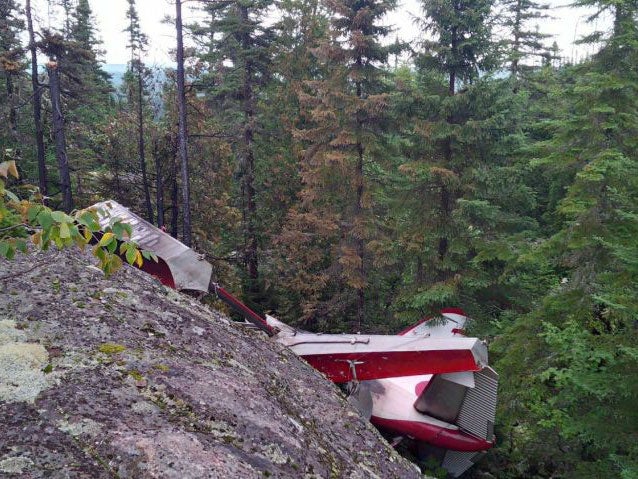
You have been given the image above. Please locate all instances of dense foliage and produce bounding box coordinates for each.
[1,0,636,476]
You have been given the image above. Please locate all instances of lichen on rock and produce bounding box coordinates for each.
[0,320,53,403]
[0,249,421,478]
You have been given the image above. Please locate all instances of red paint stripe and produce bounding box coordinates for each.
[370,416,493,452]
[440,307,466,316]
[213,285,275,336]
[301,349,480,383]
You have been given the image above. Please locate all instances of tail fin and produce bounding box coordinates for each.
[398,308,468,338]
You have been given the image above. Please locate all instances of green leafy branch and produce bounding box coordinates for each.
[1,159,155,276]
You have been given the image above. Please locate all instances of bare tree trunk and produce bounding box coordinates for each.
[6,75,17,138]
[26,0,48,197]
[354,74,366,332]
[175,0,192,246]
[170,152,179,238]
[47,61,73,213]
[136,68,153,223]
[153,137,165,229]
[239,5,259,287]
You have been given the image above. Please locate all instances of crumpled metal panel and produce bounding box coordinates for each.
[92,201,212,292]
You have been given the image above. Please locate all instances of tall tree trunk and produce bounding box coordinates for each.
[439,49,457,272]
[47,62,73,213]
[26,0,48,197]
[170,152,179,238]
[354,75,366,332]
[153,137,165,229]
[136,68,153,223]
[175,0,192,246]
[6,75,17,140]
[239,5,259,292]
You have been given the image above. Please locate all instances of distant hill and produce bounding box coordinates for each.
[103,64,128,88]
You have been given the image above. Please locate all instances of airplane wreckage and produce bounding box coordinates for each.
[93,201,498,478]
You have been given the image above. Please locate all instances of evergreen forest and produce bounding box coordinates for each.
[1,0,637,477]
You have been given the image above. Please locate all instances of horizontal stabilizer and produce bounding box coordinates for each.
[277,334,488,382]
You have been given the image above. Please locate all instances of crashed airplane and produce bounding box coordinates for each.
[93,200,498,477]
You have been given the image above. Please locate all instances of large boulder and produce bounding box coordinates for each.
[0,249,421,478]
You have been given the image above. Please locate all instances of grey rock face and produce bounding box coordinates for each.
[0,249,421,478]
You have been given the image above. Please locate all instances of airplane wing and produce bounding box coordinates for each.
[92,200,212,292]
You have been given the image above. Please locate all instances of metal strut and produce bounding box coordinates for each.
[210,282,276,337]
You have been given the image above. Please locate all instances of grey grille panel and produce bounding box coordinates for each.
[442,450,485,478]
[456,367,498,440]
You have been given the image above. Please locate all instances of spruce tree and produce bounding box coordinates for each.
[387,0,498,321]
[193,0,277,306]
[283,0,396,331]
[175,0,192,245]
[25,0,49,197]
[498,0,552,79]
[489,1,638,475]
[0,0,25,151]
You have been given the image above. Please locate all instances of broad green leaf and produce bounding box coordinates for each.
[106,237,118,254]
[125,246,137,265]
[5,190,18,202]
[98,232,115,247]
[27,205,42,223]
[59,222,71,239]
[51,211,69,223]
[37,210,53,230]
[78,211,100,231]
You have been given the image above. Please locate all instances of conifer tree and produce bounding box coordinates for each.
[47,59,73,212]
[0,0,25,150]
[489,1,638,475]
[385,0,498,321]
[175,0,192,246]
[194,0,277,305]
[284,0,396,330]
[25,0,48,197]
[498,0,552,78]
[66,0,112,114]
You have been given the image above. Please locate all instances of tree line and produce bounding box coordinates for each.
[0,0,636,477]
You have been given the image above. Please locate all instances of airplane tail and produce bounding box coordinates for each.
[398,308,469,338]
[405,311,497,476]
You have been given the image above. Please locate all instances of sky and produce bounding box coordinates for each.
[27,0,605,66]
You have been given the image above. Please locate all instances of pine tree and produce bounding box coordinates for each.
[498,0,552,79]
[193,0,277,305]
[281,0,396,331]
[0,0,25,151]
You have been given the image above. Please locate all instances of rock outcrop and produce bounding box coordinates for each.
[0,249,421,478]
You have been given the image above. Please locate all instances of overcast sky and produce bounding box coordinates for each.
[27,0,604,66]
